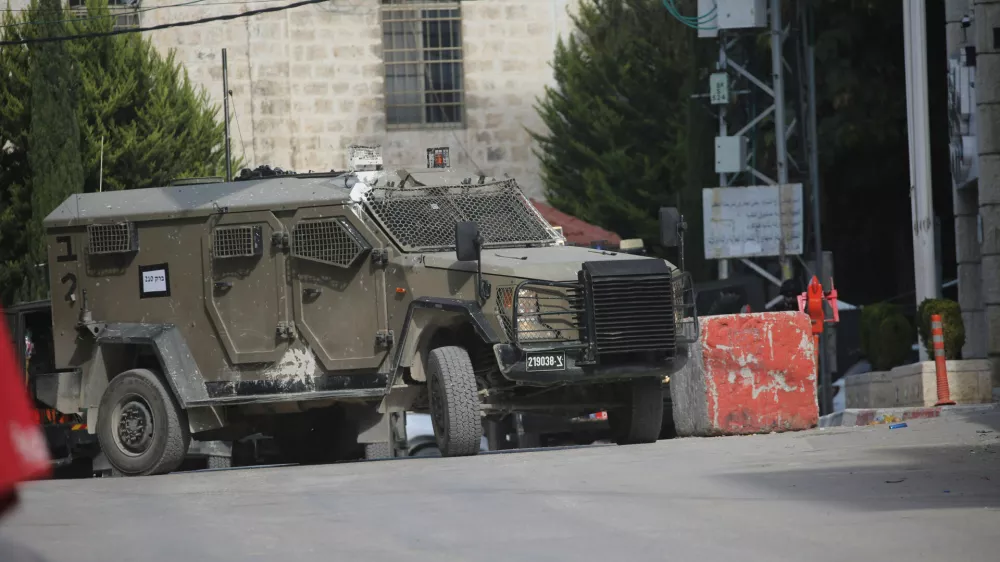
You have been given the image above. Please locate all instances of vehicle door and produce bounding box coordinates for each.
[4,310,20,372]
[284,206,390,372]
[203,211,290,364]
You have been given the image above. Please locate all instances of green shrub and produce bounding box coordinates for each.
[860,302,914,371]
[916,298,964,360]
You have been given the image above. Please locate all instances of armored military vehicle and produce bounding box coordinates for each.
[40,147,697,475]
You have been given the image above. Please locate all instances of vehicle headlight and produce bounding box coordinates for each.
[514,289,557,341]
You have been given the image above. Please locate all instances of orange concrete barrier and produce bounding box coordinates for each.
[671,311,819,436]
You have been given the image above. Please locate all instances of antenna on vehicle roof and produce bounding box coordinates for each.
[222,48,232,182]
[98,135,104,193]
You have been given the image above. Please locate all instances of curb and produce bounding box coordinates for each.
[818,403,1000,428]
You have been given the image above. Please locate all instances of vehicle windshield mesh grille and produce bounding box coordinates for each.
[362,179,559,251]
[292,218,371,267]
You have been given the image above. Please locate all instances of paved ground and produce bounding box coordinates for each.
[3,412,999,562]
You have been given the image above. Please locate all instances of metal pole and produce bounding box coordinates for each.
[771,0,793,282]
[222,48,232,182]
[804,1,831,415]
[718,36,729,280]
[903,0,941,362]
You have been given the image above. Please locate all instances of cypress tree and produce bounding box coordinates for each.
[531,0,696,251]
[25,0,85,301]
[0,0,236,304]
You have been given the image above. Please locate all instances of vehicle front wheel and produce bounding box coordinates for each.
[427,346,481,457]
[608,377,664,445]
[96,368,190,476]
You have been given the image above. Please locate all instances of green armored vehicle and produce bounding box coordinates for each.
[40,147,697,475]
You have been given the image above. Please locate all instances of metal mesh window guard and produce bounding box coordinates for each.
[87,222,137,255]
[69,0,141,30]
[213,225,263,259]
[292,218,372,268]
[381,0,464,128]
[363,179,561,252]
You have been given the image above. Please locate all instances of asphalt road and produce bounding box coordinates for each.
[3,412,999,562]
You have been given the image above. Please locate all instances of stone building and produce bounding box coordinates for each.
[8,0,579,200]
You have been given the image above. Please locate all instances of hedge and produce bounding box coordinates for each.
[860,302,914,371]
[916,298,964,360]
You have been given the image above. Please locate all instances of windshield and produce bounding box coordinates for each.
[361,178,561,252]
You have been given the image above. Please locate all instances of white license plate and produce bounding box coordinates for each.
[525,352,566,372]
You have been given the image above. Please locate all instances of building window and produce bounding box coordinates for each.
[381,0,464,129]
[68,0,141,31]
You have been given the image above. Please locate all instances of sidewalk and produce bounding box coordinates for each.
[819,402,1000,428]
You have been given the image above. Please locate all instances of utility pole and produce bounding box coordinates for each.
[800,0,832,415]
[222,48,232,182]
[718,38,730,281]
[903,0,941,362]
[771,0,793,282]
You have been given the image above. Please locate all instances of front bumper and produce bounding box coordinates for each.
[493,342,690,385]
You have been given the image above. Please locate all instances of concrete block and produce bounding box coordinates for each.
[979,207,1000,257]
[977,155,1000,204]
[975,1,1000,54]
[671,312,818,437]
[985,307,1000,354]
[976,53,1000,105]
[955,216,981,263]
[669,342,711,438]
[957,262,983,310]
[843,360,993,408]
[976,103,1000,155]
[962,309,987,359]
[981,255,1000,304]
[844,371,893,409]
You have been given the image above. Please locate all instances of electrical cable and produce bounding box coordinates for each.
[1,0,291,12]
[228,90,249,168]
[0,0,207,31]
[662,0,717,31]
[0,0,328,46]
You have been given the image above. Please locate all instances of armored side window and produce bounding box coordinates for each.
[292,218,371,268]
[213,225,264,259]
[87,222,138,255]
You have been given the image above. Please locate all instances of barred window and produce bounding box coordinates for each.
[68,0,140,31]
[381,0,464,129]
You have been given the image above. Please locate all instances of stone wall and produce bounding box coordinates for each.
[131,0,579,200]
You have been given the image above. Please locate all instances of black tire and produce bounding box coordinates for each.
[364,442,391,460]
[96,368,190,476]
[608,377,664,445]
[427,346,481,457]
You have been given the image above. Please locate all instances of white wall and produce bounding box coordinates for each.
[135,0,580,199]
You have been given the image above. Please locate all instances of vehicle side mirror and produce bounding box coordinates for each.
[659,207,682,248]
[455,221,481,262]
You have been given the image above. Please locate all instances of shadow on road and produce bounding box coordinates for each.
[718,439,1000,511]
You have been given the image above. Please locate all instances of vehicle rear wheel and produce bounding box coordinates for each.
[427,346,481,457]
[608,377,663,445]
[96,368,189,476]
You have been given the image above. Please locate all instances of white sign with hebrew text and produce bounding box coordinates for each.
[702,184,804,260]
